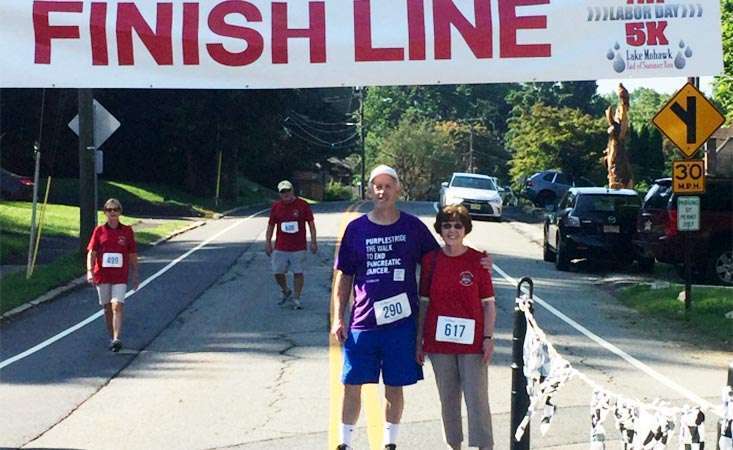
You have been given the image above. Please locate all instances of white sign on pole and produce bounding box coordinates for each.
[68,100,121,148]
[677,196,700,231]
[0,0,724,89]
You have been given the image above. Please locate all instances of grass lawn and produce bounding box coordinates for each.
[49,177,275,216]
[618,284,733,347]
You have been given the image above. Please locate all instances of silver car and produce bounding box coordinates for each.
[440,173,503,219]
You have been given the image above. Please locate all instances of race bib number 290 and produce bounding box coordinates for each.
[102,252,123,268]
[374,293,411,326]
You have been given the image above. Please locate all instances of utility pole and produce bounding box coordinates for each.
[468,123,475,173]
[78,89,96,255]
[359,86,366,200]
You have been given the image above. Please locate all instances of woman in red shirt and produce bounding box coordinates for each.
[416,205,496,450]
[86,198,139,352]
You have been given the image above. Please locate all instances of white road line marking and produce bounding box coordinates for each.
[0,208,269,370]
[491,263,719,415]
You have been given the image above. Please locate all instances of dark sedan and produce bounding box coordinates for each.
[543,187,651,271]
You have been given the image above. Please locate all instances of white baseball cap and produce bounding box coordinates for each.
[368,164,399,184]
[277,180,293,191]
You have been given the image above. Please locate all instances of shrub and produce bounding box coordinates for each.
[324,181,353,201]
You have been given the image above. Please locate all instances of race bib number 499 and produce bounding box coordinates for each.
[102,252,123,268]
[374,293,411,326]
[435,316,475,344]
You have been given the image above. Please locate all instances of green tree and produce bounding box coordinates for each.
[713,0,733,124]
[629,88,668,131]
[363,84,515,181]
[506,104,607,189]
[375,119,456,200]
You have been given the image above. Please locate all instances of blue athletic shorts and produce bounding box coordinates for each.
[342,319,423,386]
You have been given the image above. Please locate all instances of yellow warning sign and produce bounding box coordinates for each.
[652,82,725,159]
[672,160,706,194]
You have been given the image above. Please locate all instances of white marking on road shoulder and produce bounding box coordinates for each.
[490,263,718,415]
[0,208,269,370]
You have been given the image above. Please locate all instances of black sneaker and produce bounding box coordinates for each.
[110,339,122,352]
[384,445,396,450]
[336,445,348,450]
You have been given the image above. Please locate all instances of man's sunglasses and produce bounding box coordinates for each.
[441,222,464,230]
[279,189,292,193]
[105,207,121,212]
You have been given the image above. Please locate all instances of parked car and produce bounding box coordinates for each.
[634,177,733,285]
[543,187,648,271]
[440,172,503,219]
[523,170,595,207]
[489,176,518,207]
[1,168,33,200]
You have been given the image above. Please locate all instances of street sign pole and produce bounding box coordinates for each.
[684,230,691,311]
[677,196,700,311]
[78,89,96,255]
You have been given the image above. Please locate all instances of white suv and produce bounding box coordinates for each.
[439,173,503,219]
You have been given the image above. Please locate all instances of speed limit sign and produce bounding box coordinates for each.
[672,160,706,194]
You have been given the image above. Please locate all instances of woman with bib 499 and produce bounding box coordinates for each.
[86,198,139,352]
[416,205,496,450]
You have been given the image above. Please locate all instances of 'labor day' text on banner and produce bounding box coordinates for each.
[0,0,724,89]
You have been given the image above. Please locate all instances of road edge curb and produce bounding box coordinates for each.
[1,220,207,321]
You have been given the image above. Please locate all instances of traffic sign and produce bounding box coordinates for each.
[652,82,725,158]
[677,197,700,231]
[672,160,706,194]
[68,100,121,148]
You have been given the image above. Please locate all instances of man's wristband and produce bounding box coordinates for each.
[483,336,493,341]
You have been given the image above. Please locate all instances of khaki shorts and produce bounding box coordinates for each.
[96,283,127,305]
[271,250,306,274]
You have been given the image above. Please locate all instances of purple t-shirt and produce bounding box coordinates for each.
[336,212,439,330]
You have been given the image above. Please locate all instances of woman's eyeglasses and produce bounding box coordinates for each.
[105,208,121,212]
[441,222,464,230]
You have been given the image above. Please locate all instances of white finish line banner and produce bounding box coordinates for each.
[0,0,724,89]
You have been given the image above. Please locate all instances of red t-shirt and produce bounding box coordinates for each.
[268,198,314,252]
[86,223,137,284]
[419,247,494,354]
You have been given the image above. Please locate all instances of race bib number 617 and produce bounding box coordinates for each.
[435,316,475,344]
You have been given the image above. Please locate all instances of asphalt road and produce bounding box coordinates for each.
[0,201,730,450]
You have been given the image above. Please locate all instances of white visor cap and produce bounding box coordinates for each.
[368,164,399,185]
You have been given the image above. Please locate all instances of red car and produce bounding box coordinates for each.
[634,177,733,285]
[1,168,34,201]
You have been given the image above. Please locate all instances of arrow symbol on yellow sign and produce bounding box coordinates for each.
[652,82,725,159]
[670,96,696,144]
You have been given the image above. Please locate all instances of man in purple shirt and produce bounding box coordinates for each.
[331,165,439,450]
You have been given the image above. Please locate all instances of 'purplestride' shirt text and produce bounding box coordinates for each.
[336,212,439,330]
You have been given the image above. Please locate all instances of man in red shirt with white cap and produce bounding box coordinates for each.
[265,180,318,309]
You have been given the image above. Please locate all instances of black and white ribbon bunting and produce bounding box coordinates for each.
[540,397,556,435]
[635,407,676,450]
[679,406,705,450]
[514,298,576,441]
[720,386,733,450]
[513,297,721,449]
[590,389,613,450]
[614,398,639,450]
